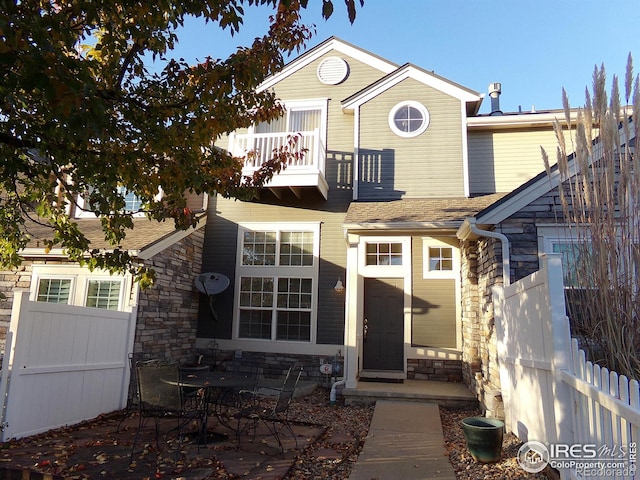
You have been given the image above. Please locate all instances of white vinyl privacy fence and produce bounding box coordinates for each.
[0,291,136,440]
[495,254,639,480]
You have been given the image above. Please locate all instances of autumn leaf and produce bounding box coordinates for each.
[0,0,360,276]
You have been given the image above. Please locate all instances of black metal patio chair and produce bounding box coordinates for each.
[210,358,262,432]
[235,365,304,453]
[129,360,205,462]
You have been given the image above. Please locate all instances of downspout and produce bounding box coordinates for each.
[463,218,511,286]
[330,371,345,404]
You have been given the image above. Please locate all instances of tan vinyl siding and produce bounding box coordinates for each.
[358,78,465,199]
[201,50,430,343]
[468,129,561,194]
[411,238,457,347]
[271,52,386,103]
[411,278,456,347]
[270,52,387,159]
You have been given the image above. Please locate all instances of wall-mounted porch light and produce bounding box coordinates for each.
[334,277,345,293]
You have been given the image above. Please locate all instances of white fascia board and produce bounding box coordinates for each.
[342,66,480,111]
[138,221,205,260]
[475,160,579,225]
[467,111,574,129]
[257,38,397,93]
[20,248,68,258]
[343,221,462,232]
[468,108,632,129]
[461,101,471,197]
[19,248,138,259]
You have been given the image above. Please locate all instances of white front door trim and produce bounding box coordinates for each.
[343,235,412,388]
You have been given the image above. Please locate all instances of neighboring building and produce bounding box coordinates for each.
[0,192,208,363]
[194,37,589,405]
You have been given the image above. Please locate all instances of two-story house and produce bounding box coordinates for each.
[2,37,606,415]
[195,36,579,402]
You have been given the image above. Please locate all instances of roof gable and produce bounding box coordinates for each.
[341,63,482,114]
[258,36,398,93]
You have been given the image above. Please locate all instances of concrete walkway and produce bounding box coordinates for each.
[349,400,456,480]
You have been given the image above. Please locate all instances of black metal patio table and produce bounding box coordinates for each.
[164,371,256,443]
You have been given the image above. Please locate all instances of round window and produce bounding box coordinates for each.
[388,101,430,137]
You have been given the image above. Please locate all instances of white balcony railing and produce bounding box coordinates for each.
[230,129,322,171]
[228,129,328,198]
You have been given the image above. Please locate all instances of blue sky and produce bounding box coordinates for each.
[170,0,640,114]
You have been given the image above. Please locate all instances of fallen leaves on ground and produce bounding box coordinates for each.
[439,406,552,479]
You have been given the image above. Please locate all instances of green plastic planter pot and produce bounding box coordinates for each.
[461,417,504,463]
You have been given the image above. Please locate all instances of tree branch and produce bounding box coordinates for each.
[0,131,36,149]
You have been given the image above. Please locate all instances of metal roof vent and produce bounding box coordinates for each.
[317,57,349,85]
[489,82,502,116]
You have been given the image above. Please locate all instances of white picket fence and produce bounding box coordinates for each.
[495,254,639,479]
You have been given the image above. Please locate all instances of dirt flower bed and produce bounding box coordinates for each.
[285,393,553,479]
[440,406,552,480]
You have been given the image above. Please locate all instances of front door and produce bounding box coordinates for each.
[362,278,404,372]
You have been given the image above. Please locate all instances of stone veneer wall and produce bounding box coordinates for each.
[461,236,503,414]
[503,189,565,281]
[133,226,205,363]
[407,358,463,382]
[460,239,480,388]
[461,187,568,417]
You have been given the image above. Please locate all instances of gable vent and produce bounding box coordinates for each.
[317,57,349,85]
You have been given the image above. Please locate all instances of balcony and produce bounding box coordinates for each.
[229,129,328,200]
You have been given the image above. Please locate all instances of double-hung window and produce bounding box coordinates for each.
[235,223,319,342]
[31,266,129,311]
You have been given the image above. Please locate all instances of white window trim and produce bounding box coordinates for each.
[537,225,594,289]
[30,265,131,311]
[422,237,460,279]
[538,225,588,256]
[359,236,410,278]
[75,187,163,219]
[388,100,430,138]
[33,275,76,305]
[233,222,320,343]
[248,98,328,138]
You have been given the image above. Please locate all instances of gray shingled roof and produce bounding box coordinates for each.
[344,194,506,228]
[23,216,184,252]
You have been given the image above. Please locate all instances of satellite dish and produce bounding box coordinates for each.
[195,272,230,295]
[195,273,230,321]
